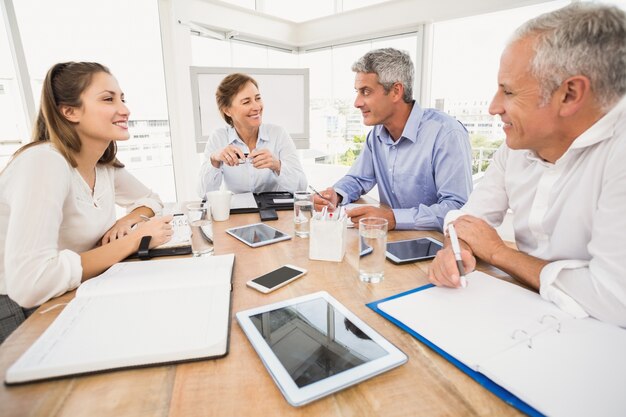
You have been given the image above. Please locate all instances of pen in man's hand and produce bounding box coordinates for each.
[308,185,335,209]
[447,223,467,288]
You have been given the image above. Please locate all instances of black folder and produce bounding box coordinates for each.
[230,191,294,214]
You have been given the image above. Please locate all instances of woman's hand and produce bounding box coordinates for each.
[250,148,280,173]
[210,145,246,168]
[131,215,174,249]
[101,217,137,245]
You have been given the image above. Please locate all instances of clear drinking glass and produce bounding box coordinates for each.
[358,217,388,283]
[294,191,313,238]
[186,203,214,256]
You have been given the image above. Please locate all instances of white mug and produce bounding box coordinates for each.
[205,190,233,221]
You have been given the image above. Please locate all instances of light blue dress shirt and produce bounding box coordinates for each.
[198,124,307,196]
[334,102,473,231]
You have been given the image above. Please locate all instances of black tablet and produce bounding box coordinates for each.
[225,222,291,247]
[385,237,443,264]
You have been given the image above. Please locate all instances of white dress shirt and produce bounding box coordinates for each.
[0,144,163,308]
[198,124,307,196]
[446,96,626,327]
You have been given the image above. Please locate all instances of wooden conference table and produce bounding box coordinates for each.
[0,209,525,417]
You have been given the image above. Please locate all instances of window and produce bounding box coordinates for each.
[342,0,392,12]
[301,34,419,166]
[11,0,176,201]
[429,0,570,174]
[221,0,397,22]
[585,0,626,9]
[257,0,335,23]
[0,4,30,168]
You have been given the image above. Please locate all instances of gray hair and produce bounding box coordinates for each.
[511,3,626,110]
[352,48,414,103]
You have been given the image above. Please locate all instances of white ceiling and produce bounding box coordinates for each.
[186,0,552,50]
[218,0,395,23]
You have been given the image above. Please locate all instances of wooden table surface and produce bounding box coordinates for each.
[0,210,524,417]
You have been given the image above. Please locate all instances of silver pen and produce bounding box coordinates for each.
[447,223,467,288]
[308,185,336,209]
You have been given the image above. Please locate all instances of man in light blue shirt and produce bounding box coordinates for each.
[314,48,473,231]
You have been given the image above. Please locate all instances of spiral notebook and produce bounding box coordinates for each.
[126,214,192,259]
[367,271,626,417]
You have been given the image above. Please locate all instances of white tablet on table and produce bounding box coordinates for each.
[225,222,291,247]
[236,291,407,407]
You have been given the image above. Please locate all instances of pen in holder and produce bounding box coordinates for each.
[309,212,347,262]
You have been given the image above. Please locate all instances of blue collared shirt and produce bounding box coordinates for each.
[334,102,472,231]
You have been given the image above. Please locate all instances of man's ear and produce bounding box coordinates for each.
[391,82,405,102]
[60,105,80,123]
[558,75,591,117]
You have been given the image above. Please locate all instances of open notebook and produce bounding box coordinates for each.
[368,271,626,417]
[5,254,235,385]
[126,214,192,259]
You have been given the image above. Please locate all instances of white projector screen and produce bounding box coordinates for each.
[190,67,309,152]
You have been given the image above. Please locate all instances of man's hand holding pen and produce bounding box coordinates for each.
[311,186,340,211]
[428,218,477,289]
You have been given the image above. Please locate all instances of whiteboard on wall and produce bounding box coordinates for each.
[190,67,309,152]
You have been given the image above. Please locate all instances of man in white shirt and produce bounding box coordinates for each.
[429,3,626,327]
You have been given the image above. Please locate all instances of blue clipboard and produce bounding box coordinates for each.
[366,284,544,417]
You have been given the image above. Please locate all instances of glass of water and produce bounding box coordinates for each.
[293,191,313,238]
[186,203,214,256]
[358,217,388,283]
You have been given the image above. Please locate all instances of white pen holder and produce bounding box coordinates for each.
[309,216,347,262]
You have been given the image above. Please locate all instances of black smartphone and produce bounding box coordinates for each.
[246,265,307,293]
[259,208,278,221]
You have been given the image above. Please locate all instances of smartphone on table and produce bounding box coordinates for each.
[246,265,307,294]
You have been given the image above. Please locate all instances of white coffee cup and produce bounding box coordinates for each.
[205,190,232,221]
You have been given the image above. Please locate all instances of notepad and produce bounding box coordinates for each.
[5,254,235,384]
[156,213,191,249]
[369,271,626,417]
[231,192,258,210]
